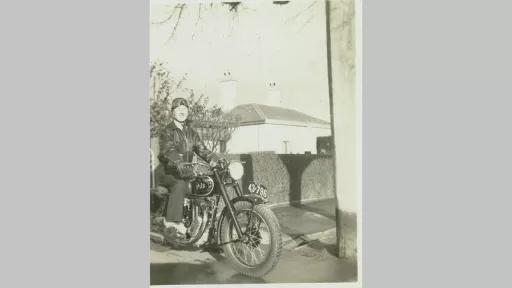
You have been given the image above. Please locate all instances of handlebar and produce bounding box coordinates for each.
[180,162,211,167]
[180,159,228,174]
[181,159,246,170]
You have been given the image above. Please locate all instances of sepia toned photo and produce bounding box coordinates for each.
[149,0,361,286]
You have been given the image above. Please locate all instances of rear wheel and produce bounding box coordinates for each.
[220,201,282,278]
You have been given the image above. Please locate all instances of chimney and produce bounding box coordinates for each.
[267,82,282,107]
[219,71,237,112]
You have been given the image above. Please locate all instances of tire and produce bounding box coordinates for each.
[220,201,282,278]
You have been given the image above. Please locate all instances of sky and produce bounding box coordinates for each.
[150,0,331,122]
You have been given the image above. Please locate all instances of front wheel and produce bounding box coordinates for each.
[220,201,282,278]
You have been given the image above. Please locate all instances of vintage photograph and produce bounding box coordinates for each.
[149,0,360,285]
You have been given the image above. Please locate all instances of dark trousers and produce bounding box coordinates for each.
[155,166,188,222]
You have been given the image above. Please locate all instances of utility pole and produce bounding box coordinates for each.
[324,0,358,258]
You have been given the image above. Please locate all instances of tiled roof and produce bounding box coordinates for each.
[228,103,330,126]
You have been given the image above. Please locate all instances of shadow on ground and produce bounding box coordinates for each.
[150,246,266,285]
[271,199,340,237]
[150,262,266,285]
[293,202,336,221]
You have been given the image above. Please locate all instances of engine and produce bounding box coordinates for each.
[181,197,215,246]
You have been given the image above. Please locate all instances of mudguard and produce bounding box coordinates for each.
[233,194,268,206]
[216,193,269,244]
[218,194,267,223]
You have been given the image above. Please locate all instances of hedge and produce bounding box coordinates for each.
[151,139,335,206]
[223,152,335,206]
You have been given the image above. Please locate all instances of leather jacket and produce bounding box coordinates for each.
[158,120,219,175]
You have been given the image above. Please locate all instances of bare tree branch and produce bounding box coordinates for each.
[285,0,317,24]
[166,4,186,43]
[299,13,316,31]
[152,4,181,25]
[223,2,242,13]
[191,3,203,40]
[169,73,188,95]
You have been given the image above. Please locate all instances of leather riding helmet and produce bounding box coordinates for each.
[171,97,189,110]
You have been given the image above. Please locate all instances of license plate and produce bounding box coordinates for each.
[248,182,268,199]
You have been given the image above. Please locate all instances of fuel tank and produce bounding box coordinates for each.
[189,176,215,197]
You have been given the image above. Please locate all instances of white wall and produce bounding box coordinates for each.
[227,123,331,154]
[226,125,261,154]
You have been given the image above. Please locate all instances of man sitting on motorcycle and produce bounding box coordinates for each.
[153,97,221,235]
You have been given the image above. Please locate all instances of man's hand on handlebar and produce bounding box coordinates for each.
[209,158,228,168]
[177,162,195,178]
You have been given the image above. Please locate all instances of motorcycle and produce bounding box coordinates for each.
[150,154,282,278]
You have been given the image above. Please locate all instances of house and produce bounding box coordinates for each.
[225,103,331,154]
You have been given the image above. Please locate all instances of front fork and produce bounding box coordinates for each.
[213,171,244,239]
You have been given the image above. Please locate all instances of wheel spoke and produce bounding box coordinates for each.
[231,222,249,265]
[243,246,252,265]
[245,247,253,265]
[256,245,266,259]
[235,243,248,264]
[248,246,257,265]
[246,209,253,233]
[226,207,275,267]
[252,245,262,262]
[232,244,239,260]
[241,244,249,262]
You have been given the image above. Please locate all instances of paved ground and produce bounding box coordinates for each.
[150,199,358,285]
